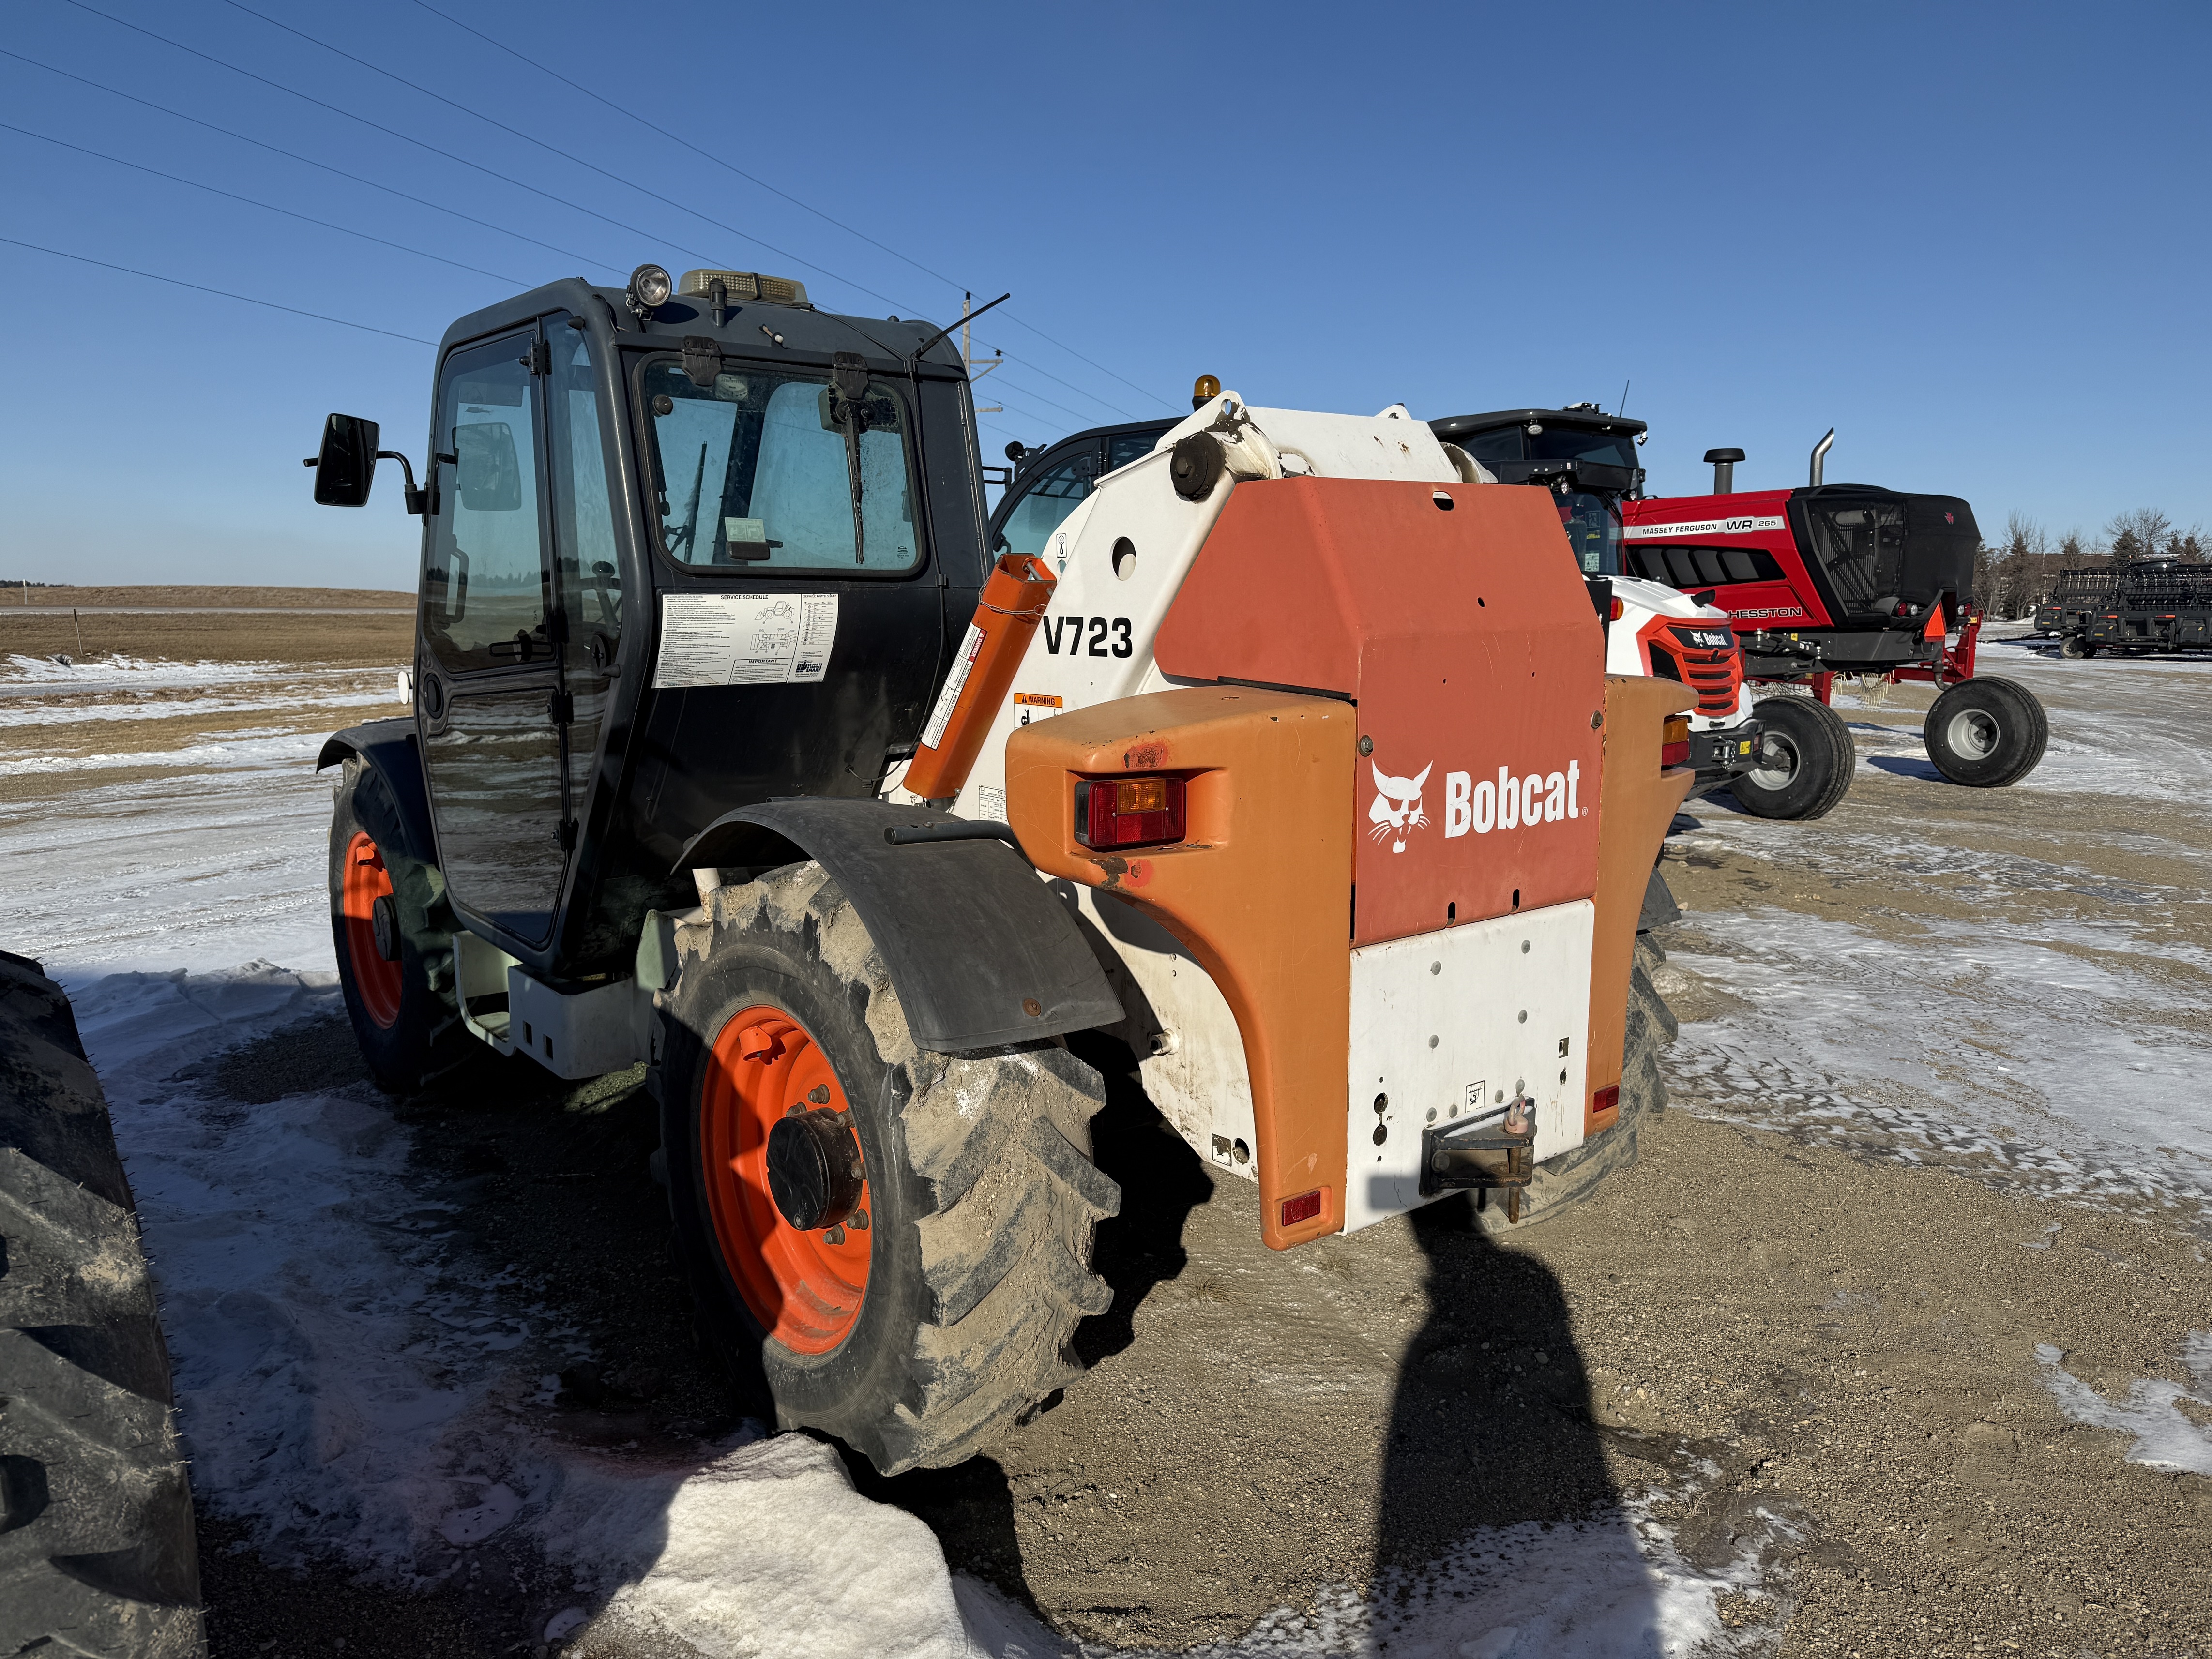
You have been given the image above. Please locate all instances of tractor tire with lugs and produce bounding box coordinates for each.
[0,950,205,1659]
[1728,694,1856,821]
[656,863,1121,1476]
[1924,677,2047,787]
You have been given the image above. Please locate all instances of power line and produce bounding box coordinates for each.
[0,47,627,276]
[63,0,1170,416]
[0,235,436,344]
[43,3,1172,416]
[60,2,734,275]
[982,376,1121,427]
[400,0,1177,412]
[206,0,920,316]
[404,0,969,297]
[0,120,526,286]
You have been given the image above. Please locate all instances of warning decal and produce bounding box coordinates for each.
[652,593,840,689]
[1014,691,1063,726]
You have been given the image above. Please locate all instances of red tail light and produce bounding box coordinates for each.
[1591,1084,1621,1116]
[1661,715,1691,770]
[1280,1189,1324,1227]
[1074,774,1187,851]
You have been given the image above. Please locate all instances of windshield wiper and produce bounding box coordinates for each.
[669,441,709,559]
[831,354,870,565]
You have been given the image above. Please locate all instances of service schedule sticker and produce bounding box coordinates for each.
[652,593,839,688]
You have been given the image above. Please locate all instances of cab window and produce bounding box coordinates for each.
[422,336,547,667]
[641,359,919,573]
[996,448,1097,558]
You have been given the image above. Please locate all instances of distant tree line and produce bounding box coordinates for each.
[1,579,58,589]
[1972,508,2206,618]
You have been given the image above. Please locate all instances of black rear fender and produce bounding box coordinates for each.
[678,799,1122,1053]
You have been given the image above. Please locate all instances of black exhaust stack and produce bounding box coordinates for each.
[1703,447,1744,494]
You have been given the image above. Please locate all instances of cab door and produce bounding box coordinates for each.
[416,325,568,949]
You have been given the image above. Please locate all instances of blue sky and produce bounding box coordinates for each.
[2,0,2205,589]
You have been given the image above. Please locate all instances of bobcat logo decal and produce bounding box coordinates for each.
[1367,761,1432,853]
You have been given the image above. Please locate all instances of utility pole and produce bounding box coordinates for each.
[961,292,1002,414]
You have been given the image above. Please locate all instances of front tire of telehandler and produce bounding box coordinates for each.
[657,863,1121,1475]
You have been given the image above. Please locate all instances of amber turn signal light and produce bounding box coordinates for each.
[1661,714,1691,770]
[1073,774,1187,851]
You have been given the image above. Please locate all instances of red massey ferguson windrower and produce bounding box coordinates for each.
[1621,431,2047,813]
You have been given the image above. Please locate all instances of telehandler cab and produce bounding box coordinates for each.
[309,266,1691,1474]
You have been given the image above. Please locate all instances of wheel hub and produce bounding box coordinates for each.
[340,832,404,1029]
[766,1109,865,1232]
[1751,733,1801,789]
[1946,708,2000,759]
[699,1006,871,1354]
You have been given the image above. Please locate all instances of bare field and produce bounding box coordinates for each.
[1,589,412,667]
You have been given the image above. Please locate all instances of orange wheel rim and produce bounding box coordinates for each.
[701,1006,870,1355]
[341,831,404,1029]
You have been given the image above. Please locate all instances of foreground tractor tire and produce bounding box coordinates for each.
[657,863,1121,1475]
[1472,936,1677,1235]
[1924,677,2048,787]
[0,950,205,1659]
[1728,694,1857,821]
[329,759,463,1093]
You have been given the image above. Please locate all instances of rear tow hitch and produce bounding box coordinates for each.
[1420,1096,1538,1222]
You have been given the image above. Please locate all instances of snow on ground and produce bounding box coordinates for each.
[1661,907,2212,1221]
[1829,627,2212,802]
[76,966,975,1659]
[1670,631,2212,1227]
[0,652,382,694]
[0,748,338,978]
[2037,1334,2212,1477]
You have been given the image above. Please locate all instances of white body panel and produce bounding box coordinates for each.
[1065,886,1260,1172]
[1344,900,1593,1232]
[1607,573,1756,730]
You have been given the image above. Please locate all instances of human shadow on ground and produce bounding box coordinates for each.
[1372,1197,1655,1622]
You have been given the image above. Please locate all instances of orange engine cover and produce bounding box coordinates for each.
[1153,478,1606,944]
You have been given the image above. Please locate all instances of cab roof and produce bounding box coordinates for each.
[1429,407,1648,441]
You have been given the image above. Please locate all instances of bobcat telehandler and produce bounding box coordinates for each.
[307,265,1693,1476]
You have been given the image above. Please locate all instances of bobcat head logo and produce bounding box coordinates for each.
[1367,761,1432,853]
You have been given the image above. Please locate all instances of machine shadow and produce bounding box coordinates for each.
[848,1032,1213,1616]
[1373,1199,1651,1610]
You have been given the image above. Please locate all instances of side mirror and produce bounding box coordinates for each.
[311,413,379,507]
[306,413,428,513]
